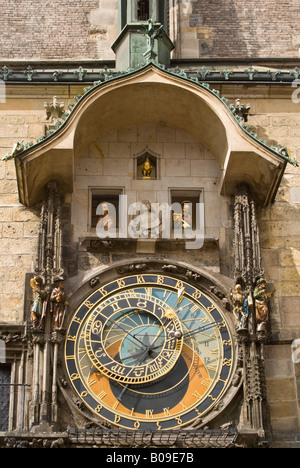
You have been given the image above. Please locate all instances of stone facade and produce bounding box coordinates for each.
[0,0,299,61]
[0,0,300,449]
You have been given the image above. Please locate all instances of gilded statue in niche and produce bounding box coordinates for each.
[141,156,153,179]
[137,152,157,180]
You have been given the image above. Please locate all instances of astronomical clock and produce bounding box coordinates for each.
[64,269,237,431]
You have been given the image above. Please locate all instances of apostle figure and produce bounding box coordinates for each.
[50,280,67,331]
[96,201,116,239]
[29,277,48,330]
[253,278,275,332]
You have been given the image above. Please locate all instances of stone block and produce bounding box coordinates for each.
[280,297,300,327]
[2,222,23,238]
[163,142,186,159]
[290,187,300,204]
[164,158,191,177]
[157,126,176,143]
[0,207,13,222]
[108,142,131,159]
[190,160,220,177]
[266,378,296,401]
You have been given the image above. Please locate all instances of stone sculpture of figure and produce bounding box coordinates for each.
[96,202,115,231]
[230,284,249,330]
[50,280,67,331]
[182,202,193,229]
[253,278,275,332]
[141,156,153,179]
[128,200,161,238]
[29,277,48,330]
[173,201,193,230]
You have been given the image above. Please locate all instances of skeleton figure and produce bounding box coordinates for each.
[230,284,249,330]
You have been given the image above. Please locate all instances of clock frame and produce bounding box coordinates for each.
[64,271,236,431]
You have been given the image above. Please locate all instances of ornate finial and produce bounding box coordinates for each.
[23,65,37,82]
[44,96,65,125]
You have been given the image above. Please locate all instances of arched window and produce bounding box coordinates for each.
[137,0,150,21]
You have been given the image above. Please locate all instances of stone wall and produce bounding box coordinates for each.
[0,0,118,61]
[0,79,300,435]
[0,85,61,323]
[0,0,299,61]
[221,83,300,435]
[174,0,300,59]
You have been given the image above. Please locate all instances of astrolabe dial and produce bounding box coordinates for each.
[65,273,235,431]
[84,295,183,384]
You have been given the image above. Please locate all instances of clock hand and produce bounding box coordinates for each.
[151,289,186,345]
[116,345,152,402]
[174,320,224,340]
[173,287,185,309]
[106,317,149,349]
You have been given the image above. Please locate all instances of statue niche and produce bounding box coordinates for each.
[136,152,157,180]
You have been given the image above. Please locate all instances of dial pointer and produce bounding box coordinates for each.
[175,320,224,339]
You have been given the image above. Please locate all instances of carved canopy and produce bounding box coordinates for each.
[12,63,294,207]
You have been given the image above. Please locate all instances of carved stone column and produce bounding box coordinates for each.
[29,181,65,432]
[34,181,64,285]
[233,185,271,444]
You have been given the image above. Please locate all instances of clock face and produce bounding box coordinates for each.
[65,273,235,430]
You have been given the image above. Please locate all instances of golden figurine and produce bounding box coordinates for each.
[141,156,153,179]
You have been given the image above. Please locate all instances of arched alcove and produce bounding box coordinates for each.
[14,64,287,207]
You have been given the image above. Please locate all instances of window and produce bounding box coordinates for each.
[91,189,123,229]
[0,365,11,432]
[170,190,204,232]
[138,0,149,20]
[119,0,167,29]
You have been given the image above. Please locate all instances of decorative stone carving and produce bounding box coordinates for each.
[233,184,272,442]
[44,96,65,125]
[234,99,251,122]
[233,184,264,292]
[34,181,64,286]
